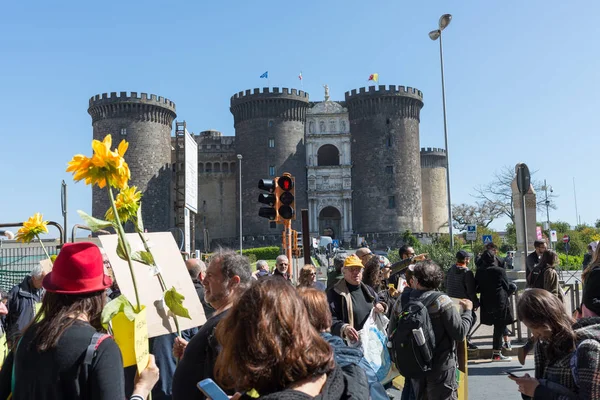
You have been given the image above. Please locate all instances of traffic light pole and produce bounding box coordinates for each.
[284,219,293,277]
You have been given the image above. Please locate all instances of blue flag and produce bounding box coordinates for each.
[260,71,268,79]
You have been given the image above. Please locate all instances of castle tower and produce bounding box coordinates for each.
[345,85,424,233]
[230,87,309,237]
[88,92,177,232]
[420,147,449,233]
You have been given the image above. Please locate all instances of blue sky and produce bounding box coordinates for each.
[1,0,598,237]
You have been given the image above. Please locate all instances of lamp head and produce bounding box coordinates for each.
[237,154,243,160]
[439,14,452,30]
[429,30,441,41]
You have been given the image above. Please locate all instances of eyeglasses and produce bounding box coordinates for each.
[407,252,415,257]
[278,263,288,266]
[309,272,317,276]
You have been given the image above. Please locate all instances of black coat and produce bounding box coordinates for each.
[475,251,513,326]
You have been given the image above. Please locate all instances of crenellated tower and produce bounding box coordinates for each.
[420,147,448,233]
[345,85,424,233]
[230,87,309,236]
[88,92,177,232]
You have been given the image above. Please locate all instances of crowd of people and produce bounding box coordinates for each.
[0,238,598,399]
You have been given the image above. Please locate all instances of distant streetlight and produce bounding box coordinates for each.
[543,179,553,249]
[237,154,243,253]
[429,13,454,249]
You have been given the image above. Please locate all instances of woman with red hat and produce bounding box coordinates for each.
[0,242,159,400]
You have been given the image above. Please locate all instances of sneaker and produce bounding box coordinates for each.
[467,341,478,350]
[492,352,512,362]
[503,341,512,350]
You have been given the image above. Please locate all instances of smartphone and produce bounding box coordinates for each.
[197,378,229,400]
[505,371,521,378]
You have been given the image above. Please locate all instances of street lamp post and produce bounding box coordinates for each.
[543,179,553,249]
[237,154,243,253]
[429,14,454,249]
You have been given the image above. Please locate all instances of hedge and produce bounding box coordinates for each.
[240,246,281,260]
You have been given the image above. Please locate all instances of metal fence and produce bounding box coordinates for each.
[0,243,60,292]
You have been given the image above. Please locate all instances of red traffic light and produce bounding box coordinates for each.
[277,176,293,191]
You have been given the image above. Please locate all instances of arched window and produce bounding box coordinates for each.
[222,163,229,172]
[317,144,340,166]
[214,162,221,172]
[198,163,204,172]
[230,162,236,171]
[205,162,212,172]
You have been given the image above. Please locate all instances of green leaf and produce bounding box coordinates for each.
[116,236,131,261]
[77,210,114,232]
[164,287,191,319]
[101,295,136,328]
[131,250,155,266]
[136,202,144,233]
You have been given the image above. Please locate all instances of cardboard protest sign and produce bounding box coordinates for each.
[99,232,206,337]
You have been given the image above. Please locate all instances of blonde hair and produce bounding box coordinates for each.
[298,264,317,287]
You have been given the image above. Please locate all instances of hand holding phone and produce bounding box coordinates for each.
[505,371,521,378]
[197,378,229,400]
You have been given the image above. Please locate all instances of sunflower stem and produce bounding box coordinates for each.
[108,187,142,313]
[36,235,52,263]
[135,229,181,337]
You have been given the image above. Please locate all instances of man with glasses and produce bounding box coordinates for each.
[273,255,291,281]
[327,254,387,343]
[355,247,373,266]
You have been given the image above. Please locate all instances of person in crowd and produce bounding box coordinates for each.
[185,257,214,319]
[5,262,49,344]
[327,253,347,290]
[388,245,428,290]
[526,240,547,279]
[527,249,564,302]
[272,255,291,281]
[390,260,473,400]
[582,243,596,271]
[297,264,326,290]
[327,254,387,343]
[509,289,600,399]
[0,291,8,334]
[446,250,480,350]
[0,242,159,400]
[252,260,270,279]
[297,287,387,400]
[214,278,368,399]
[172,250,252,400]
[475,242,513,361]
[355,247,373,266]
[363,255,397,316]
[504,251,514,269]
[582,262,600,318]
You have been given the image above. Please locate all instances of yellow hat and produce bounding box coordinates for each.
[344,254,364,268]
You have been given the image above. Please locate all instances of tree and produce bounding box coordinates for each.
[473,165,558,224]
[595,219,600,229]
[452,201,504,231]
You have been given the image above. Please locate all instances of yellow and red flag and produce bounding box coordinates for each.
[368,73,379,83]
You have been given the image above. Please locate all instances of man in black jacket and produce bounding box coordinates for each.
[446,250,479,350]
[526,240,547,279]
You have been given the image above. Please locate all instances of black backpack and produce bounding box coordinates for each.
[391,290,443,379]
[527,265,547,289]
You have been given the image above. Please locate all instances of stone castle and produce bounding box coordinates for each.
[87,85,448,250]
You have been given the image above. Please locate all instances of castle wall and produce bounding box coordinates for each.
[88,92,176,232]
[230,88,309,237]
[346,85,424,234]
[420,148,448,233]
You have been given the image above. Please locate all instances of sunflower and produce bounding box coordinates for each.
[105,186,142,223]
[67,134,131,189]
[15,213,49,243]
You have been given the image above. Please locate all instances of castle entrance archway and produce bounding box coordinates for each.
[318,206,341,239]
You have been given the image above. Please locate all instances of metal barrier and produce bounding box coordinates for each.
[0,222,63,292]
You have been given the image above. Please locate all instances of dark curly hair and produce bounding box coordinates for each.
[363,255,382,291]
[413,260,443,289]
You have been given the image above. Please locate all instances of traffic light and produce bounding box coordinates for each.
[258,179,277,220]
[276,174,295,220]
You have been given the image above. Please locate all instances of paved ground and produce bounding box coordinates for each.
[468,357,535,399]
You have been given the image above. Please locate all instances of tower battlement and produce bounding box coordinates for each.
[230,87,309,107]
[89,92,176,112]
[88,91,177,126]
[345,85,423,101]
[420,147,447,168]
